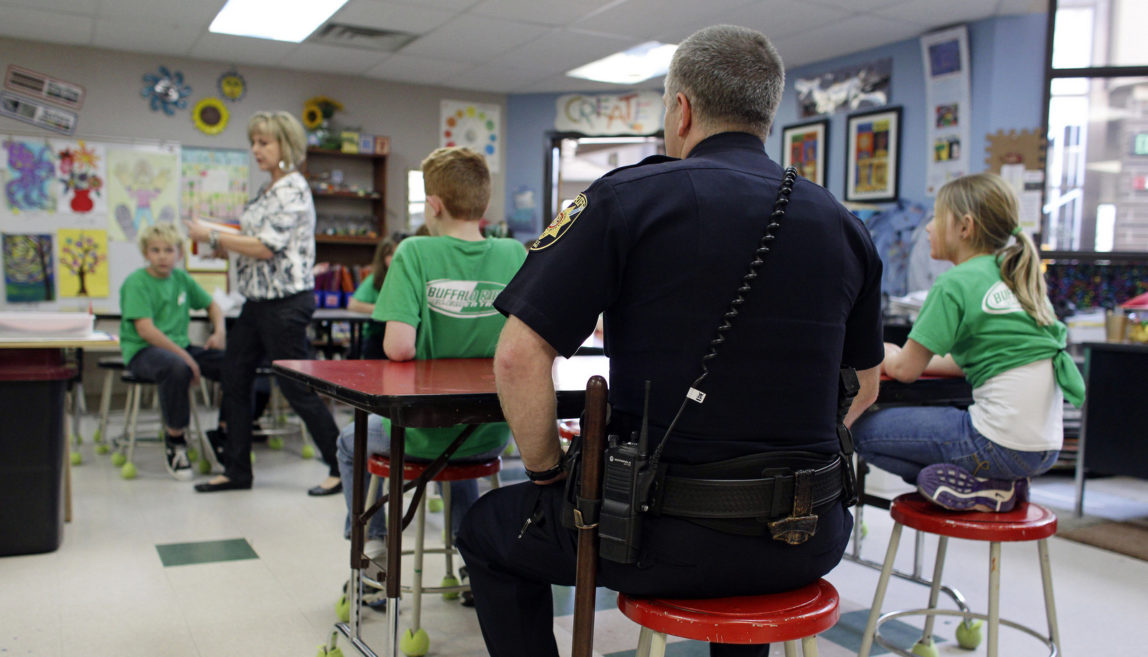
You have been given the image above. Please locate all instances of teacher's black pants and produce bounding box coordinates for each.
[457,481,851,657]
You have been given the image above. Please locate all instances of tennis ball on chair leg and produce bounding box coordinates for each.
[111,452,126,467]
[121,462,138,480]
[70,451,83,466]
[400,628,429,657]
[301,445,315,459]
[955,620,983,649]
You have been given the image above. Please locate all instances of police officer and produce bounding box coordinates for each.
[457,24,883,657]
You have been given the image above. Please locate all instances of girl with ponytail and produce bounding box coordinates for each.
[852,172,1085,512]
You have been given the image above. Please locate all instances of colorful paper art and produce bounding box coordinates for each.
[441,100,500,173]
[4,138,57,213]
[141,66,191,115]
[54,139,106,215]
[57,228,108,297]
[192,97,229,135]
[180,147,248,270]
[3,233,55,302]
[217,69,246,102]
[107,149,179,242]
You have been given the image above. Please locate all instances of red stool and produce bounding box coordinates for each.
[364,454,501,657]
[617,579,840,657]
[858,493,1060,657]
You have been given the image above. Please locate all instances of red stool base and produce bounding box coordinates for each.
[618,579,839,645]
[891,493,1057,541]
[367,454,501,481]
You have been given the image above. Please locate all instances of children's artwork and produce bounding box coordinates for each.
[57,228,108,297]
[3,138,57,213]
[188,270,228,295]
[180,147,248,270]
[192,97,229,135]
[3,233,55,302]
[795,59,891,118]
[107,148,178,242]
[141,66,191,115]
[53,139,106,215]
[441,100,500,172]
[845,106,902,203]
[781,119,829,187]
[921,26,971,195]
[217,68,246,102]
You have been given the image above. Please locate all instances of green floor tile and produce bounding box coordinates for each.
[156,538,259,567]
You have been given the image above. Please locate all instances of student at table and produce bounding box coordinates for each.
[334,147,526,578]
[458,25,883,657]
[119,223,226,480]
[345,237,396,359]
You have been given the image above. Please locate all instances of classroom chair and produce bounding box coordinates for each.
[858,492,1060,657]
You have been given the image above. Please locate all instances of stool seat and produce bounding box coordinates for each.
[98,357,125,369]
[368,454,501,482]
[120,371,156,385]
[617,579,839,645]
[891,493,1057,542]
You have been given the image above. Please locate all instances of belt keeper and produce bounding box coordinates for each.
[768,468,819,545]
[574,496,600,529]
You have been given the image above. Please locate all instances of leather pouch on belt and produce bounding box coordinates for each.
[768,468,818,545]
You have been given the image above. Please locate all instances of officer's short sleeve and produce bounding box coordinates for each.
[841,216,885,370]
[495,184,626,357]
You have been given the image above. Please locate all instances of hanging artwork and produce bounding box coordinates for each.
[921,26,972,195]
[192,97,229,135]
[441,100,500,173]
[845,106,902,203]
[795,59,892,118]
[57,228,108,297]
[217,69,246,102]
[107,148,179,242]
[3,233,55,302]
[4,65,85,109]
[0,91,78,134]
[781,119,829,187]
[180,147,248,271]
[53,139,106,215]
[3,138,56,213]
[141,66,191,115]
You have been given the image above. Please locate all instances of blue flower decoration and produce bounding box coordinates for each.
[141,66,191,116]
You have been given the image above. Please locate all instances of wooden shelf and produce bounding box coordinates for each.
[304,146,388,266]
[307,147,386,160]
[315,235,379,245]
[312,189,381,200]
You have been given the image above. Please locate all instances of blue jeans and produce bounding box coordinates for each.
[128,345,224,431]
[851,405,1059,484]
[337,415,508,540]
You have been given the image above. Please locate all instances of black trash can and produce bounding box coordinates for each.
[0,349,74,556]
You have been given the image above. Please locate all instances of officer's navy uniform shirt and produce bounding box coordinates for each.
[496,132,883,465]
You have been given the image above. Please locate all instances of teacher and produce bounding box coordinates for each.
[186,110,341,495]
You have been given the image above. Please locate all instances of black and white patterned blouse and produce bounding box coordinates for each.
[235,171,316,300]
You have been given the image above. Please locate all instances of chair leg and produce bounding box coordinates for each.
[987,541,1001,657]
[95,368,114,445]
[124,384,142,468]
[442,483,456,579]
[1037,538,1061,650]
[917,535,949,649]
[636,626,664,657]
[801,635,819,657]
[410,491,428,634]
[784,640,798,657]
[858,521,904,657]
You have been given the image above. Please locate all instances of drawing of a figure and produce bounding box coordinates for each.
[113,158,173,239]
[5,140,56,213]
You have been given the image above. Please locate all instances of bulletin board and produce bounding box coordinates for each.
[0,133,249,312]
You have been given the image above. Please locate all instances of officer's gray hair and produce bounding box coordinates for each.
[664,25,784,138]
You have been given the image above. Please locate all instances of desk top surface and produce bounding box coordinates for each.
[0,331,118,349]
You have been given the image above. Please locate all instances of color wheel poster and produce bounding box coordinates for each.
[441,100,500,173]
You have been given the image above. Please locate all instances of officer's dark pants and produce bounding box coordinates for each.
[457,481,852,657]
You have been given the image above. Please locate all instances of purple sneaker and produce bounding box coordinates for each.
[916,464,1027,513]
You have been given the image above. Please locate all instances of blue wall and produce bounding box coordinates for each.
[503,12,1048,238]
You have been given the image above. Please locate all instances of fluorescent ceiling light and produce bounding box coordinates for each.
[210,0,349,43]
[566,41,677,85]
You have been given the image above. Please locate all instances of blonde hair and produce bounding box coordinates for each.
[420,147,491,221]
[936,172,1054,326]
[368,237,397,292]
[137,222,183,255]
[247,111,307,170]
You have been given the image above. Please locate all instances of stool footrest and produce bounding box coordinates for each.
[874,609,1055,657]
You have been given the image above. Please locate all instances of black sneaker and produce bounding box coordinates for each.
[459,566,475,607]
[164,434,193,481]
[205,428,229,468]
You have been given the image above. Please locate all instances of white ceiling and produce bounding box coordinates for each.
[0,0,1047,94]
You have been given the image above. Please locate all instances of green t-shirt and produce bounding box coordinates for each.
[352,273,384,341]
[909,254,1084,406]
[119,267,213,365]
[373,235,527,459]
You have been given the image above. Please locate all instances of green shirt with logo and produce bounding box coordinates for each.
[909,254,1084,406]
[120,267,213,366]
[373,235,527,459]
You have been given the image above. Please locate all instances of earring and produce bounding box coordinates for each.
[278,160,294,172]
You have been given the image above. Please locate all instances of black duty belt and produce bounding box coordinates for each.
[653,455,844,520]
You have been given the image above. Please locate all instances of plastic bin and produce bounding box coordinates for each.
[0,349,74,556]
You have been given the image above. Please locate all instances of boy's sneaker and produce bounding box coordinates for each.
[916,463,1027,513]
[164,435,193,481]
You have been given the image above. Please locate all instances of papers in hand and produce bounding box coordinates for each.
[888,290,929,321]
[194,218,241,240]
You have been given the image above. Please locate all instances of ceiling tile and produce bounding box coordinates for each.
[0,0,98,14]
[704,0,853,43]
[518,73,663,94]
[469,0,616,27]
[362,53,475,85]
[807,0,907,11]
[872,0,999,27]
[331,0,457,34]
[188,33,300,67]
[0,7,93,44]
[773,15,922,69]
[385,0,481,11]
[400,13,550,60]
[96,0,225,26]
[487,28,636,75]
[91,18,201,55]
[572,0,759,41]
[440,63,552,92]
[279,43,390,75]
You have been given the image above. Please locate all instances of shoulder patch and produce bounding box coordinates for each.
[531,193,587,251]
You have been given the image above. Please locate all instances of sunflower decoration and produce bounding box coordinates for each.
[192,97,229,135]
[302,101,323,130]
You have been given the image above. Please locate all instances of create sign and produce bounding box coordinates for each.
[554,91,662,135]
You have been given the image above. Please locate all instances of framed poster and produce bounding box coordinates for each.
[781,119,828,187]
[845,106,901,203]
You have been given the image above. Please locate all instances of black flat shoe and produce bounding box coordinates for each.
[308,481,343,496]
[195,478,252,492]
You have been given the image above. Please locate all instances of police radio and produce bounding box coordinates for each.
[596,167,800,564]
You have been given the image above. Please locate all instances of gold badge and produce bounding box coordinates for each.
[531,193,587,251]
